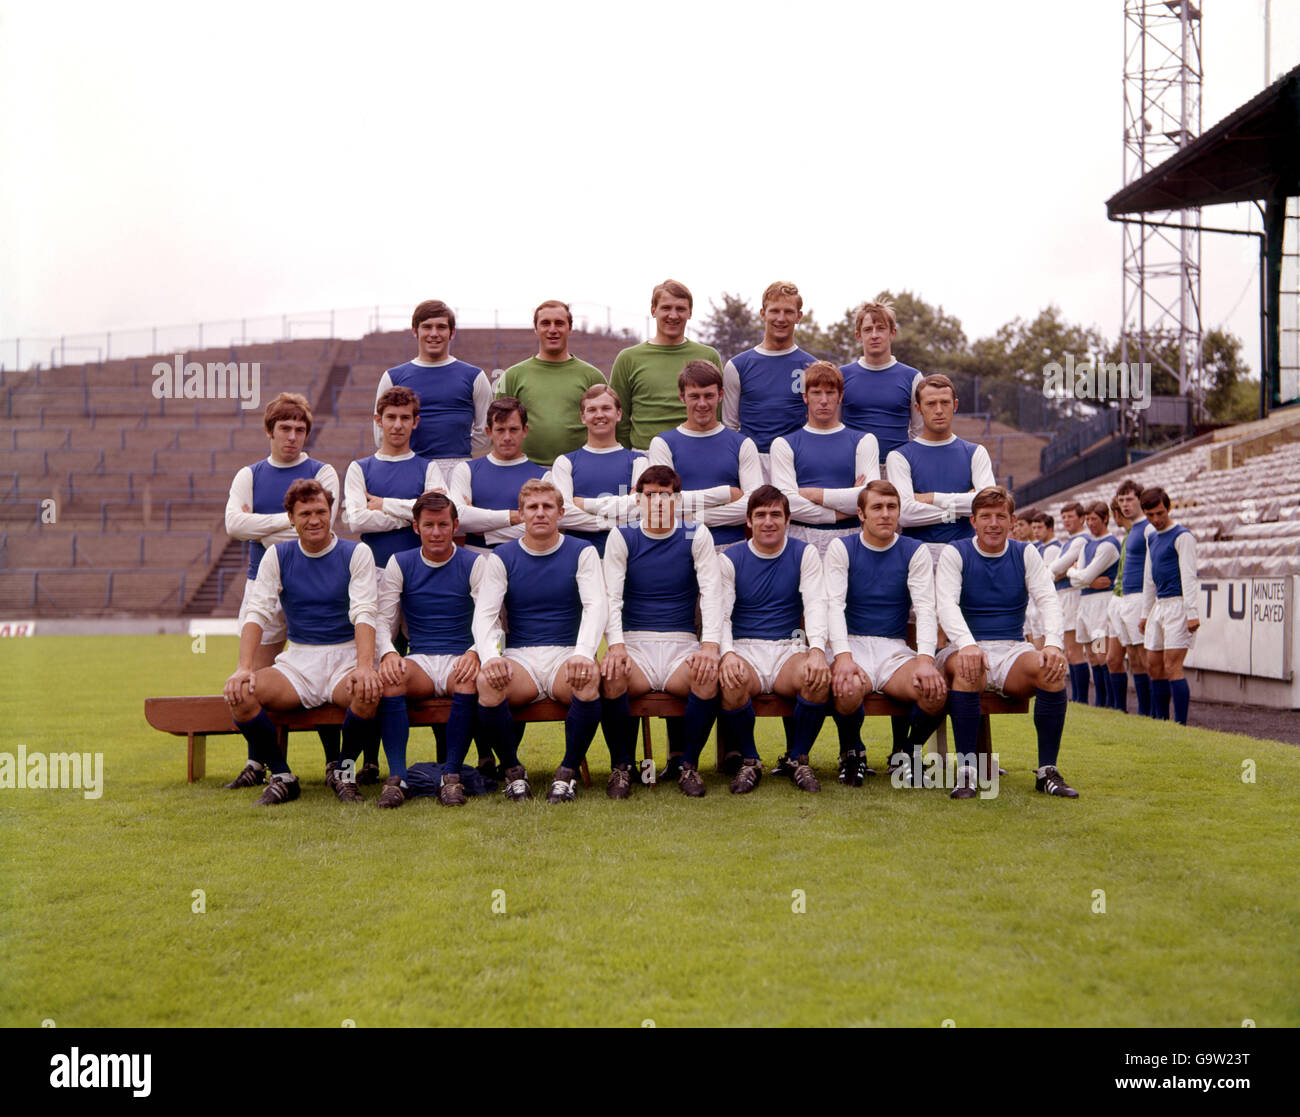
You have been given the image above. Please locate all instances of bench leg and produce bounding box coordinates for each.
[641,716,653,766]
[188,733,206,783]
[933,718,947,760]
[977,713,994,778]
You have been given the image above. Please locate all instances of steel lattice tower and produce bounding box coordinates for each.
[1121,0,1204,413]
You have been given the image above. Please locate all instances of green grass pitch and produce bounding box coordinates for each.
[2,634,1297,1027]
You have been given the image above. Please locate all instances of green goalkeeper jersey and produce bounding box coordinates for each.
[609,339,723,449]
[497,355,606,466]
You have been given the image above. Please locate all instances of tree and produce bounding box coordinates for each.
[1203,328,1255,423]
[698,293,761,359]
[877,290,969,373]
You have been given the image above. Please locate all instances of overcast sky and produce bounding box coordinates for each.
[2,0,1296,374]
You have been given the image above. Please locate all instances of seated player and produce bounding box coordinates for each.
[1028,511,1061,650]
[721,280,818,477]
[610,278,724,450]
[222,479,382,805]
[600,466,722,798]
[825,481,948,787]
[1106,480,1150,715]
[224,392,342,769]
[448,397,548,552]
[717,486,832,794]
[839,296,924,469]
[374,493,484,808]
[497,299,606,466]
[935,487,1075,800]
[1048,501,1090,702]
[551,384,647,556]
[472,479,609,803]
[646,360,760,551]
[373,298,493,479]
[769,360,880,557]
[1139,486,1200,724]
[888,375,996,563]
[1067,501,1121,708]
[344,386,446,573]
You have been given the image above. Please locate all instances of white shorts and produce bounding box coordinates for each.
[845,635,916,693]
[730,637,803,693]
[432,458,465,489]
[239,577,287,645]
[405,653,463,696]
[1144,598,1197,652]
[937,639,1038,696]
[1059,587,1081,629]
[1075,593,1111,645]
[757,453,772,485]
[788,523,860,557]
[503,645,577,701]
[1109,595,1144,647]
[623,631,699,691]
[272,641,370,708]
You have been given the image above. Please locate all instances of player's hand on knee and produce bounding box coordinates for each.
[831,654,863,699]
[481,657,512,690]
[601,644,629,682]
[451,650,480,685]
[1040,646,1067,682]
[224,668,255,706]
[955,644,985,685]
[351,664,382,704]
[802,649,831,693]
[567,655,597,690]
[687,643,720,686]
[378,652,406,687]
[912,656,946,702]
[1187,618,1200,633]
[719,652,746,691]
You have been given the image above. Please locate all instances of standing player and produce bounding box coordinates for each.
[1106,480,1150,715]
[769,361,879,557]
[647,360,760,550]
[550,384,647,556]
[1048,501,1090,703]
[600,467,722,798]
[373,299,493,479]
[935,487,1075,800]
[717,487,832,794]
[447,398,548,552]
[1067,502,1121,708]
[888,375,996,561]
[222,479,381,805]
[472,480,609,803]
[825,481,948,786]
[224,392,342,772]
[1028,511,1061,650]
[497,300,606,467]
[610,279,723,450]
[1139,487,1200,724]
[374,493,483,808]
[721,281,818,476]
[839,297,924,468]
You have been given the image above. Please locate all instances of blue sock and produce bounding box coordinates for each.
[316,725,340,764]
[341,710,378,766]
[1066,663,1081,702]
[1091,665,1108,707]
[833,706,864,755]
[600,695,636,768]
[1134,673,1151,717]
[907,704,946,751]
[1151,679,1171,720]
[377,696,408,781]
[949,690,982,768]
[682,693,718,767]
[1170,678,1190,725]
[480,700,520,768]
[1074,663,1090,704]
[890,714,909,756]
[781,715,795,753]
[791,696,830,759]
[1033,688,1068,769]
[1109,672,1128,713]
[445,692,477,772]
[562,695,602,771]
[235,710,287,775]
[720,703,758,760]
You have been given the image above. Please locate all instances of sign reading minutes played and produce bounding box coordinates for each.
[1186,577,1292,680]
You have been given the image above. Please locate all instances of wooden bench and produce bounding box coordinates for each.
[144,693,1027,784]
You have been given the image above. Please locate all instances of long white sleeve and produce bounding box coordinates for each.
[1024,544,1064,649]
[1050,535,1087,578]
[1141,526,1157,619]
[552,454,604,533]
[692,525,722,644]
[907,543,939,658]
[602,527,630,646]
[799,545,828,653]
[472,553,508,662]
[347,543,379,631]
[934,545,975,649]
[820,434,882,515]
[692,435,762,529]
[933,445,996,516]
[375,554,405,660]
[721,360,742,430]
[718,553,737,656]
[242,543,284,631]
[824,537,853,657]
[1068,540,1120,588]
[448,458,520,540]
[887,449,952,528]
[226,466,292,542]
[646,436,672,468]
[1040,542,1061,569]
[371,371,394,449]
[471,370,494,455]
[344,458,446,534]
[1176,531,1200,619]
[907,371,925,443]
[574,544,609,661]
[770,436,834,523]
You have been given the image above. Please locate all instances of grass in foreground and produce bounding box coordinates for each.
[1,635,1297,1027]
